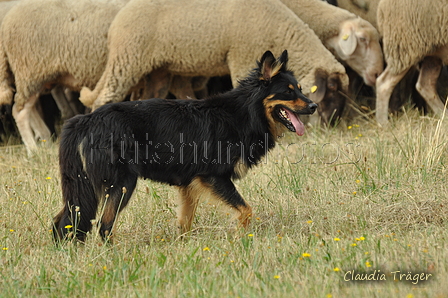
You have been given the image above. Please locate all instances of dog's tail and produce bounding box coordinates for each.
[53,115,98,243]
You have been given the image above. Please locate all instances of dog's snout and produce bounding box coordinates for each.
[308,103,318,114]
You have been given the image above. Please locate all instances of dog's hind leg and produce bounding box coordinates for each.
[98,174,138,242]
[203,176,253,229]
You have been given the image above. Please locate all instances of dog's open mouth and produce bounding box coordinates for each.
[278,107,305,136]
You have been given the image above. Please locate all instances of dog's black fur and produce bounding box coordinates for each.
[53,50,317,242]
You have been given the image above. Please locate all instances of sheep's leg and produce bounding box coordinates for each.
[142,69,173,99]
[170,76,196,99]
[12,94,39,154]
[80,62,145,110]
[51,86,76,120]
[29,98,51,142]
[375,66,409,125]
[416,56,445,115]
[191,76,209,99]
[64,88,83,115]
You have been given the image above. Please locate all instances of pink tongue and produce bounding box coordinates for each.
[284,109,305,136]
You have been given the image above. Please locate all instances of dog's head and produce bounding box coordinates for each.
[258,50,317,137]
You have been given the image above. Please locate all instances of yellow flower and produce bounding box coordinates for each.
[326,294,333,298]
[64,225,73,229]
[365,261,372,267]
[333,267,340,272]
[406,294,414,298]
[247,234,254,237]
[103,266,107,270]
[360,237,365,241]
[306,220,313,224]
[2,247,8,251]
[356,179,361,184]
[302,252,311,258]
[333,238,340,241]
[273,275,280,279]
[203,247,210,251]
[348,125,353,130]
[353,191,357,195]
[45,176,51,180]
[9,229,14,232]
[350,243,357,247]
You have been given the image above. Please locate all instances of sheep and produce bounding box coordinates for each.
[79,0,350,124]
[0,0,135,153]
[0,0,19,107]
[328,0,380,29]
[280,0,383,88]
[375,0,448,125]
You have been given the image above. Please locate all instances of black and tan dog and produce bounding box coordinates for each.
[53,50,317,242]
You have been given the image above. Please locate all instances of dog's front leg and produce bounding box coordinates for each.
[176,177,210,234]
[204,176,252,229]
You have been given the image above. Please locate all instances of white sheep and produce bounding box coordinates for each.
[330,0,380,29]
[375,0,448,125]
[281,0,383,87]
[0,0,132,153]
[80,0,349,122]
[0,0,19,107]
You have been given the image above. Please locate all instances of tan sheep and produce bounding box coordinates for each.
[0,0,131,153]
[375,0,448,125]
[80,0,349,124]
[281,0,383,87]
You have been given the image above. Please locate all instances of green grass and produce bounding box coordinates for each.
[1,110,447,297]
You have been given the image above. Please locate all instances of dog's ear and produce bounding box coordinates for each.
[278,50,288,71]
[259,50,284,82]
[260,51,276,81]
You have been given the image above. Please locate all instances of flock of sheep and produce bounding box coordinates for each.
[0,0,446,154]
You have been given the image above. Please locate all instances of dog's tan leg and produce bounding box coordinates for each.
[203,176,253,230]
[235,204,253,228]
[176,178,206,234]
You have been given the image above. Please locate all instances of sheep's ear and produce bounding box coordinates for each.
[339,26,357,56]
[308,70,327,103]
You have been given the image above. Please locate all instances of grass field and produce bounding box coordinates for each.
[1,109,447,297]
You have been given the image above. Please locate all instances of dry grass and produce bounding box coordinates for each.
[1,110,448,297]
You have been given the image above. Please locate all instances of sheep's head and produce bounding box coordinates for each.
[329,18,384,87]
[306,68,348,126]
